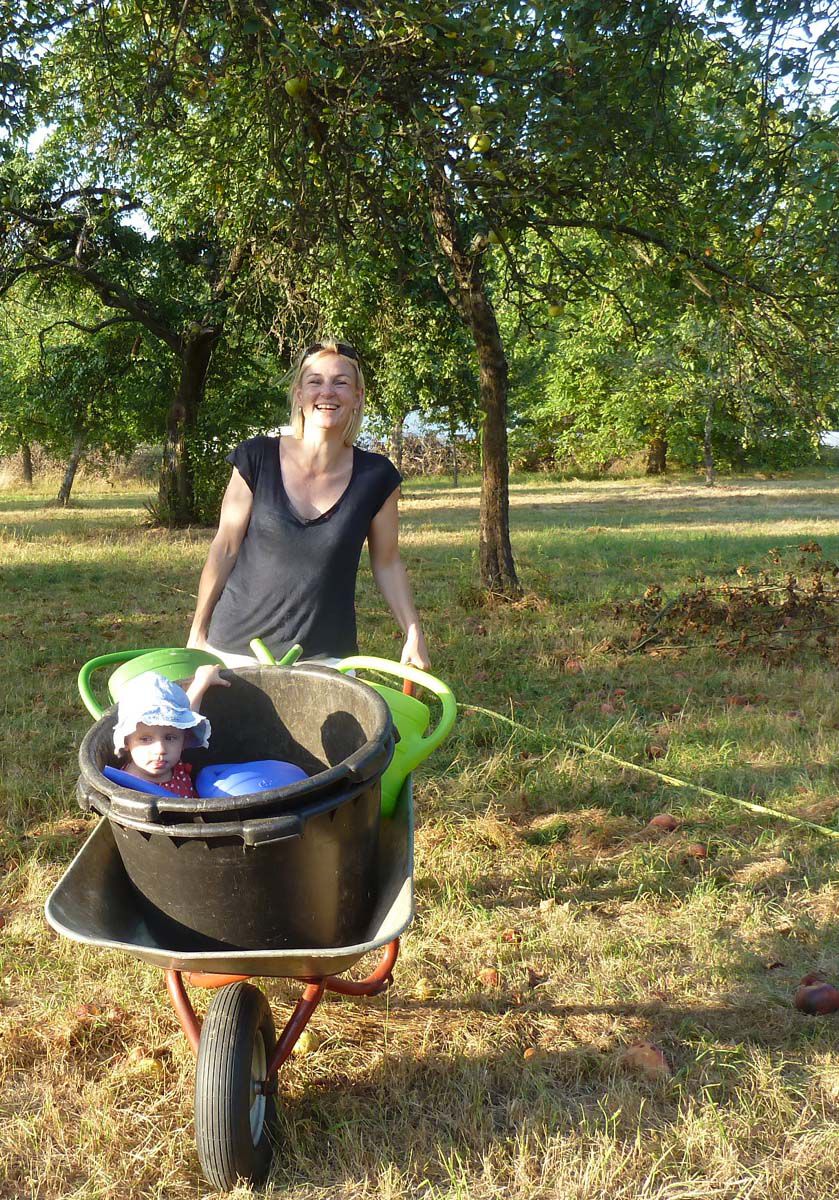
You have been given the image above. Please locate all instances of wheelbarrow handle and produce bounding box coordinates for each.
[249,639,304,667]
[335,655,457,757]
[77,649,169,719]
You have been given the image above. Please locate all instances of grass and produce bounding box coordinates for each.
[4,468,839,1198]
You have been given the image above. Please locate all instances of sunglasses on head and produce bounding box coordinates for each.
[302,341,360,364]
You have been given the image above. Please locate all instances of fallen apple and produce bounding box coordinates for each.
[647,813,680,832]
[795,982,839,1015]
[293,1028,321,1054]
[683,842,708,860]
[619,1040,671,1079]
[414,976,434,1001]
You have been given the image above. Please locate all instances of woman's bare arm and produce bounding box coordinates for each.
[187,468,253,649]
[367,489,430,669]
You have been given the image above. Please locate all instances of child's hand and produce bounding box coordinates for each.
[193,664,231,691]
[185,663,230,710]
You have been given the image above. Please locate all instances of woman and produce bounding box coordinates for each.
[187,340,429,670]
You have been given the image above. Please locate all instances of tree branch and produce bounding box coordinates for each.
[37,315,136,353]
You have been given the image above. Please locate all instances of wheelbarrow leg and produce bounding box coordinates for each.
[265,981,325,1077]
[165,970,201,1055]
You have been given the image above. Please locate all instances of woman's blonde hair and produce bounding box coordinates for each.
[287,340,365,446]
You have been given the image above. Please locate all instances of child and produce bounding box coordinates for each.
[112,666,229,797]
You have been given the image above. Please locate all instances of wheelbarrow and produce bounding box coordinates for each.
[47,651,416,1190]
[45,783,412,1190]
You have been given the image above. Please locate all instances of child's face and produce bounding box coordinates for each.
[124,722,186,781]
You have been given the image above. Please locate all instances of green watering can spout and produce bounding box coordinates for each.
[336,656,456,816]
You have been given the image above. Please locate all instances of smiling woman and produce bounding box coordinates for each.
[187,340,430,670]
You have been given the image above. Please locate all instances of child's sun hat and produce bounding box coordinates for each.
[113,672,211,754]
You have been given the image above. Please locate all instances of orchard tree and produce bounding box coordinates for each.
[0,284,175,502]
[8,2,839,584]
[160,1,839,592]
[0,143,259,521]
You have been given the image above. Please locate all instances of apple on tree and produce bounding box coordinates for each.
[468,133,492,154]
[285,76,308,99]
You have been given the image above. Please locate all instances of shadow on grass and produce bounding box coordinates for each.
[0,493,149,514]
[231,988,836,1196]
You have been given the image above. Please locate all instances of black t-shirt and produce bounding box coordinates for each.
[207,436,402,659]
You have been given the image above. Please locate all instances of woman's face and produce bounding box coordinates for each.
[297,351,361,433]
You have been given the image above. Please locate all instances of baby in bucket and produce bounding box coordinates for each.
[112,667,228,797]
[109,667,309,799]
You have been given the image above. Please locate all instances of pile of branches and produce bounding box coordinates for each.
[612,543,839,663]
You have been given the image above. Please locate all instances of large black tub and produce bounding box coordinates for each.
[77,666,395,952]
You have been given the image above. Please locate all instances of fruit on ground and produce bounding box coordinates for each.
[795,983,839,1015]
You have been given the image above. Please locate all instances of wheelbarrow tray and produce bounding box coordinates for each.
[45,781,413,979]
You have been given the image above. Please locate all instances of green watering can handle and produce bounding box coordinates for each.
[336,655,457,756]
[78,648,170,719]
[249,639,304,667]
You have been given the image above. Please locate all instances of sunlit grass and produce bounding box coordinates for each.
[3,469,839,1196]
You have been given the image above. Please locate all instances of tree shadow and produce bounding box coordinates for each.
[0,493,147,515]
[216,972,837,1197]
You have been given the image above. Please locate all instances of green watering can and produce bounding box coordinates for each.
[78,647,225,718]
[336,656,457,817]
[77,641,301,718]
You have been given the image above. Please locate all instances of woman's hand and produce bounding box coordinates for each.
[400,625,430,671]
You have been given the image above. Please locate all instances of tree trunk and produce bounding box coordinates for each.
[389,415,404,474]
[474,326,518,594]
[56,434,86,506]
[21,443,33,485]
[646,435,668,475]
[450,430,459,487]
[427,164,520,596]
[703,397,715,486]
[158,331,220,526]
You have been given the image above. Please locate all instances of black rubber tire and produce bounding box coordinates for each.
[194,982,278,1190]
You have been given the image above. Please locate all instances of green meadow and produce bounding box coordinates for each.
[3,471,839,1199]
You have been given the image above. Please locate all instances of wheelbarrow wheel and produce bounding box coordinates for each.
[194,982,277,1190]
